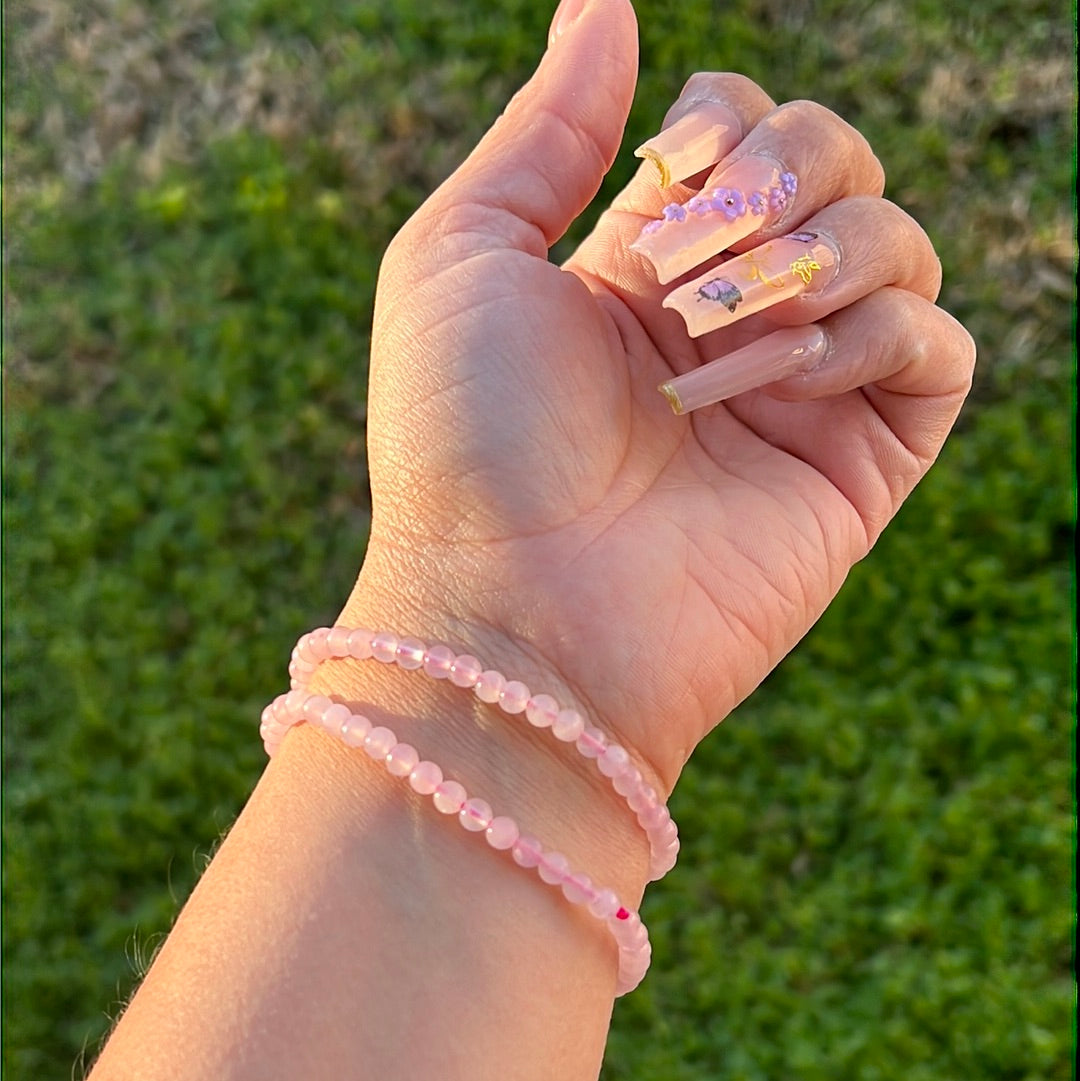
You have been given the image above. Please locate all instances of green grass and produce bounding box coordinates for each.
[4,0,1074,1077]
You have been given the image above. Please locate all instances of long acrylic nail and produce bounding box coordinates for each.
[658,326,828,413]
[630,156,797,284]
[662,232,839,337]
[634,102,742,188]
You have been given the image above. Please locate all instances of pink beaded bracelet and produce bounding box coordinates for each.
[286,627,679,882]
[260,687,652,995]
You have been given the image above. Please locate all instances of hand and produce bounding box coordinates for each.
[342,0,975,797]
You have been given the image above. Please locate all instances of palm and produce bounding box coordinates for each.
[367,239,870,786]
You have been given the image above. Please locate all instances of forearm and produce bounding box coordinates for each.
[90,632,652,1081]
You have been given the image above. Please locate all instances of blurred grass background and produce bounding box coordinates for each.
[3,0,1073,1077]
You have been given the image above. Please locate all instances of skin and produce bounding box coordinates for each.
[88,1,975,1079]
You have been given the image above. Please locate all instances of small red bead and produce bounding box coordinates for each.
[616,907,630,920]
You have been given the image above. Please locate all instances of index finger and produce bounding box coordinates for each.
[605,74,777,226]
[565,74,775,319]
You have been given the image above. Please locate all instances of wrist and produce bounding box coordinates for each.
[291,590,661,908]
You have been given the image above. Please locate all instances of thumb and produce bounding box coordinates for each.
[424,0,639,256]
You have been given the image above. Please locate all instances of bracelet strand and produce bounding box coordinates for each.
[287,626,680,882]
[260,687,652,995]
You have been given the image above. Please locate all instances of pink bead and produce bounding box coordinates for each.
[638,803,669,829]
[422,644,455,678]
[302,694,333,723]
[449,655,482,688]
[346,628,374,659]
[499,680,531,714]
[628,783,657,812]
[587,888,619,919]
[305,628,333,660]
[552,708,585,743]
[576,726,607,757]
[656,820,679,846]
[322,702,352,733]
[284,688,308,714]
[433,780,467,815]
[409,760,443,795]
[459,798,493,832]
[650,846,678,880]
[537,852,570,885]
[485,816,520,850]
[289,650,316,676]
[326,626,352,657]
[511,835,543,869]
[396,637,426,670]
[613,768,643,797]
[524,694,558,729]
[259,722,285,743]
[341,713,372,747]
[371,631,399,663]
[386,742,420,777]
[597,744,631,778]
[561,872,595,906]
[363,726,397,760]
[475,669,506,704]
[288,664,313,685]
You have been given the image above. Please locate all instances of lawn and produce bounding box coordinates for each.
[3,0,1073,1077]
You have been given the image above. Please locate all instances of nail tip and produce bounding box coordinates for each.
[633,146,671,188]
[628,242,672,285]
[658,382,685,415]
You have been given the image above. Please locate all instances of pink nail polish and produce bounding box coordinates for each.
[662,232,839,337]
[630,156,797,284]
[658,326,828,413]
[633,102,742,188]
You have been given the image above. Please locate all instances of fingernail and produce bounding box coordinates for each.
[633,102,742,188]
[662,231,839,337]
[658,326,828,413]
[549,0,588,45]
[630,156,798,284]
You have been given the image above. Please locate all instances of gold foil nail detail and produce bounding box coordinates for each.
[743,246,787,289]
[790,254,823,285]
[658,380,685,414]
[637,147,671,188]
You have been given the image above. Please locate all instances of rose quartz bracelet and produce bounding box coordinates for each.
[260,687,652,995]
[287,626,679,882]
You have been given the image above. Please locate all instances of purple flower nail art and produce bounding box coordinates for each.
[780,172,798,196]
[768,187,788,213]
[662,203,687,223]
[708,187,747,221]
[686,195,711,215]
[747,191,768,216]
